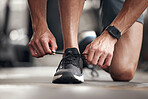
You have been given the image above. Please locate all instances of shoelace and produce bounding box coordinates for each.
[53,51,99,77]
[55,51,83,71]
[52,51,88,55]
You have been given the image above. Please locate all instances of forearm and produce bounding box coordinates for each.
[28,0,48,30]
[110,0,148,35]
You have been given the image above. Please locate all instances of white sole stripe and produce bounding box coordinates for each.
[53,74,84,82]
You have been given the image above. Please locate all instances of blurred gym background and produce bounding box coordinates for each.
[0,0,148,72]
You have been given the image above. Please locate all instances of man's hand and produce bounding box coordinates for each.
[28,25,57,58]
[83,31,117,69]
[28,0,58,58]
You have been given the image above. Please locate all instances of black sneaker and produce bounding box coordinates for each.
[52,48,84,84]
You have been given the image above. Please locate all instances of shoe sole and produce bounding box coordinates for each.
[52,73,84,84]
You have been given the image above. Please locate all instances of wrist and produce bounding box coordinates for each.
[105,25,121,40]
[32,20,47,29]
[32,21,48,33]
[103,31,118,44]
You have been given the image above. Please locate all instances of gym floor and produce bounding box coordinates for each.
[0,55,148,99]
[0,1,148,99]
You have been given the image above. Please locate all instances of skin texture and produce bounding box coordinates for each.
[83,0,148,70]
[28,0,148,81]
[109,22,143,81]
[28,0,57,58]
[82,0,148,81]
[59,0,85,51]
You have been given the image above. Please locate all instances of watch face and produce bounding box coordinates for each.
[106,26,121,40]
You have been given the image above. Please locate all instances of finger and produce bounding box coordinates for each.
[40,39,52,54]
[87,46,95,63]
[31,42,41,57]
[29,45,40,58]
[91,50,102,65]
[34,40,46,56]
[82,44,90,59]
[101,54,113,69]
[28,44,37,57]
[83,45,90,59]
[83,44,90,54]
[50,39,58,54]
[101,62,107,69]
[98,53,107,67]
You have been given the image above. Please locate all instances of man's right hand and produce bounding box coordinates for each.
[28,25,58,58]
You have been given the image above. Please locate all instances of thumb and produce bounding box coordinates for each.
[83,44,90,54]
[50,39,58,54]
[83,44,90,59]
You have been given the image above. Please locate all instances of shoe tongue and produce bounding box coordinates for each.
[65,48,79,55]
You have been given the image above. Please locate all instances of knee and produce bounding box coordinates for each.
[110,65,136,82]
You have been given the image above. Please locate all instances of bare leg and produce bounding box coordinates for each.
[107,22,143,81]
[59,0,85,51]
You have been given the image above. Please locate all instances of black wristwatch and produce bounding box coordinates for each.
[105,26,121,40]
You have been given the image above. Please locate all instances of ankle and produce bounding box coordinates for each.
[64,47,80,54]
[64,47,80,52]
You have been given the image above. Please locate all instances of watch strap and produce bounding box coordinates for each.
[105,26,121,40]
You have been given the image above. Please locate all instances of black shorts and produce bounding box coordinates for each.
[100,0,144,28]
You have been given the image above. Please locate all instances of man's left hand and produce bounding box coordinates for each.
[83,31,117,69]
